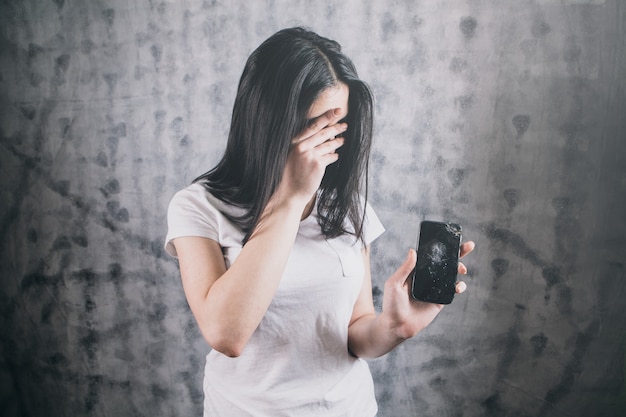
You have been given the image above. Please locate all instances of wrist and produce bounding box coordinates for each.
[270,186,316,218]
[379,311,415,342]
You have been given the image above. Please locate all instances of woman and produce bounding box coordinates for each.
[165,27,474,417]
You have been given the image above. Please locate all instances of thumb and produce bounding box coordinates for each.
[390,249,417,286]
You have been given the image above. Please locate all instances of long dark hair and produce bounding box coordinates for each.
[195,27,374,244]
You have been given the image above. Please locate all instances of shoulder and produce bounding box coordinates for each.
[169,182,209,206]
[168,183,244,218]
[167,183,217,223]
[165,183,244,257]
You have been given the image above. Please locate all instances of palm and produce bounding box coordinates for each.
[381,241,474,339]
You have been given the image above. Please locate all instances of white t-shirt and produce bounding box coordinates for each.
[165,183,385,417]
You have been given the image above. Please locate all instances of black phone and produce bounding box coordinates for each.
[411,220,462,304]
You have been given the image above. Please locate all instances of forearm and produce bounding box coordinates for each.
[347,248,446,359]
[347,312,415,359]
[180,194,307,357]
[210,199,302,321]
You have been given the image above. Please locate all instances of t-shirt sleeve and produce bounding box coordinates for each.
[164,186,220,258]
[363,202,385,246]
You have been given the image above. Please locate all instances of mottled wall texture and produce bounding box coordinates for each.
[1,0,624,416]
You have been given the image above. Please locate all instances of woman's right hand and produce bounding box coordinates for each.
[277,108,347,206]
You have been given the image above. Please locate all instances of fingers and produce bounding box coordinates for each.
[289,123,346,171]
[298,123,347,151]
[302,108,343,138]
[316,144,342,166]
[456,250,472,293]
[459,241,475,258]
[389,248,469,298]
[314,136,344,156]
[293,108,346,149]
[290,135,345,170]
[389,249,417,287]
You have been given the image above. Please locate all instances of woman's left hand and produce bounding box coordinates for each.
[381,241,475,340]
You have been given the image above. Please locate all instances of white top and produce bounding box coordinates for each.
[165,183,385,417]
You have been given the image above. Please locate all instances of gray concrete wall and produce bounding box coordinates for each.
[1,1,624,416]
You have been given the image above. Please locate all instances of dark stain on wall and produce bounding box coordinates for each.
[460,16,478,39]
[512,114,530,138]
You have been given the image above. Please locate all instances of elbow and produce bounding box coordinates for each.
[201,326,249,358]
[211,340,245,358]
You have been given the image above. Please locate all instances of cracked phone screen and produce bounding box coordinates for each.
[411,221,462,304]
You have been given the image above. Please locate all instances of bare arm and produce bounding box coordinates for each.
[172,109,347,357]
[348,242,475,358]
[173,197,305,357]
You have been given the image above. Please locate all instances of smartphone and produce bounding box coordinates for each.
[411,221,462,304]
